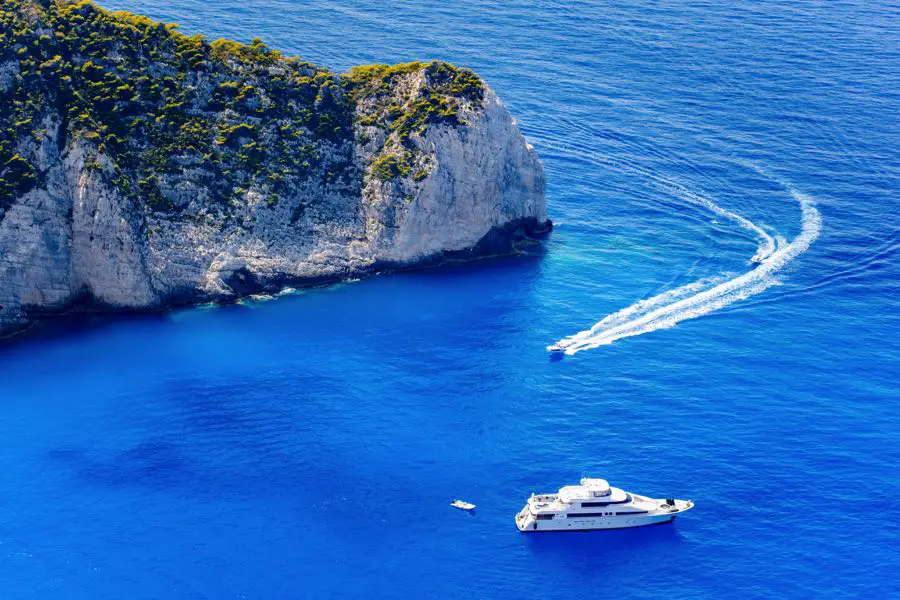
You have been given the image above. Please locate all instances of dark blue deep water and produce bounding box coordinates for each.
[2,1,899,598]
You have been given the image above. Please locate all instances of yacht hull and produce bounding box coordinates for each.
[516,511,678,532]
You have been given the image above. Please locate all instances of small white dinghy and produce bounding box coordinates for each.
[450,499,476,511]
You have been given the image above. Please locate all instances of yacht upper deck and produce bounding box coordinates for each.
[527,478,632,513]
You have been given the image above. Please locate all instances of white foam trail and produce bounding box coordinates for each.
[555,190,821,354]
[549,276,724,350]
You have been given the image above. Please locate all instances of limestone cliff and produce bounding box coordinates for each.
[0,0,548,336]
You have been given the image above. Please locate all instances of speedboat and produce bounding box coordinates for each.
[515,477,693,532]
[547,341,570,354]
[451,499,476,511]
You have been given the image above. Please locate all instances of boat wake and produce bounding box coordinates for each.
[550,187,822,355]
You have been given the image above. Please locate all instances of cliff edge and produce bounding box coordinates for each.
[0,0,549,336]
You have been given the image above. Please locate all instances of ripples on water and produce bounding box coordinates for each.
[1,1,898,598]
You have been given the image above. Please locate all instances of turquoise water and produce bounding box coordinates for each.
[2,1,899,597]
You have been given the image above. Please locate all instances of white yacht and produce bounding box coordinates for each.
[515,478,693,532]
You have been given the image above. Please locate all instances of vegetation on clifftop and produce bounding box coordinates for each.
[346,61,484,137]
[0,0,487,215]
[346,60,485,182]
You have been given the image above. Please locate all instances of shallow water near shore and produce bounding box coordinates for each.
[1,1,899,598]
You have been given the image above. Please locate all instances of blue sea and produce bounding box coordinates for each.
[2,1,899,598]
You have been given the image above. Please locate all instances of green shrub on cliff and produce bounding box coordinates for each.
[0,154,36,207]
[371,152,413,180]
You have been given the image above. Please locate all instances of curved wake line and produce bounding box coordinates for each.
[551,189,821,354]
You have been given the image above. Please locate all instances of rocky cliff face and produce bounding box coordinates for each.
[0,1,548,337]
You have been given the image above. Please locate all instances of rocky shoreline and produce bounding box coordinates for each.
[1,215,551,341]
